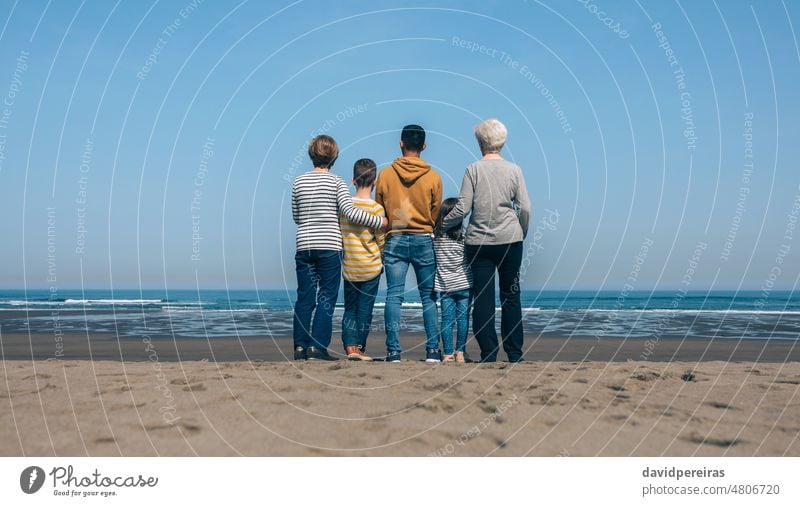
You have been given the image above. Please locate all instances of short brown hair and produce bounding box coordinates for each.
[308,135,339,168]
[353,158,377,188]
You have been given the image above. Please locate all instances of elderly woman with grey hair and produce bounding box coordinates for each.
[442,118,531,362]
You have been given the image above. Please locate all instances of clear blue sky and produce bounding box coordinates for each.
[0,0,798,291]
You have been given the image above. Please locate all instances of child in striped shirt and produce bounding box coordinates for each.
[433,198,473,363]
[340,159,385,361]
[291,136,386,362]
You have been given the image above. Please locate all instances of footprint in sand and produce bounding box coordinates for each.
[706,401,737,410]
[492,437,507,448]
[683,431,742,448]
[611,393,630,404]
[531,390,565,406]
[170,377,196,385]
[109,402,146,411]
[144,421,201,433]
[31,383,58,394]
[631,370,662,382]
[608,414,638,426]
[22,373,52,380]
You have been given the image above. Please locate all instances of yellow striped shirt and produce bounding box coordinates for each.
[340,199,385,282]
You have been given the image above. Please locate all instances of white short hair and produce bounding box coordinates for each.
[474,118,508,154]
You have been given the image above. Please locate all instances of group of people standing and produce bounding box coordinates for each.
[291,119,531,363]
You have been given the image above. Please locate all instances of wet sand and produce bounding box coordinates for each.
[1,331,799,362]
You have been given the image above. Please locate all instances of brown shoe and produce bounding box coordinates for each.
[345,345,373,361]
[454,352,466,363]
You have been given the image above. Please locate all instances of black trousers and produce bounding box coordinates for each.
[465,242,524,362]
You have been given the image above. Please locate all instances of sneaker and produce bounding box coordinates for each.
[442,354,455,363]
[508,356,525,363]
[425,348,442,363]
[306,346,338,361]
[345,345,373,362]
[454,351,465,363]
[386,351,402,363]
[293,346,307,361]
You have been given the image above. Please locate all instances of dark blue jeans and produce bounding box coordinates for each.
[293,249,342,350]
[383,233,438,353]
[341,273,381,350]
[439,289,470,355]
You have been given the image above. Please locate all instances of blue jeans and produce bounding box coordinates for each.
[383,233,438,352]
[341,273,381,350]
[293,249,341,350]
[439,289,470,355]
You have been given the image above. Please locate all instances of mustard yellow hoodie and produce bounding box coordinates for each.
[375,156,443,235]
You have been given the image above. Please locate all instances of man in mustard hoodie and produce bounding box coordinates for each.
[376,125,443,362]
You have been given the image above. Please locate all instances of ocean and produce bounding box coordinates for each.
[0,289,798,340]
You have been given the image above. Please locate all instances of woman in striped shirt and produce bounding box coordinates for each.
[433,198,473,363]
[291,135,387,361]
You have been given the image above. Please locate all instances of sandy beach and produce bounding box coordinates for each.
[1,332,799,456]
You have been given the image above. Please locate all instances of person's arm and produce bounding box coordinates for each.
[291,180,300,224]
[375,205,386,251]
[375,173,385,210]
[336,178,382,229]
[515,167,532,239]
[374,174,390,231]
[442,167,475,229]
[431,174,443,224]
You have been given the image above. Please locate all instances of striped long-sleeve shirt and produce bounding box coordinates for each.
[340,199,386,282]
[292,171,382,251]
[433,236,473,292]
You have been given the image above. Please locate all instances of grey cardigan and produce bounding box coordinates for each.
[442,159,531,245]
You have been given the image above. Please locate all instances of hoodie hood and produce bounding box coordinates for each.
[391,156,431,185]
